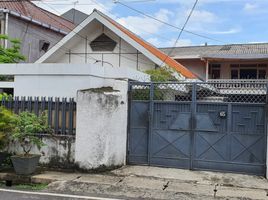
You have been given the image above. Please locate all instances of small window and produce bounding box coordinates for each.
[258,70,266,79]
[240,69,257,79]
[90,33,117,51]
[231,70,238,79]
[39,40,50,52]
[209,64,221,79]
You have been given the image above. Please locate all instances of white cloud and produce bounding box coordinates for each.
[166,38,192,47]
[147,37,192,47]
[243,3,259,12]
[116,9,173,36]
[34,0,115,16]
[175,9,218,32]
[207,28,241,35]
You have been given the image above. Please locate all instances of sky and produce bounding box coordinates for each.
[35,0,268,48]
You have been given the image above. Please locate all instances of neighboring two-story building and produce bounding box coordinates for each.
[0,0,75,63]
[161,44,268,82]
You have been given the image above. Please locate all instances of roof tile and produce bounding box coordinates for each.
[0,0,75,33]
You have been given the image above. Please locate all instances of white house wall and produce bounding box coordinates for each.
[42,20,156,72]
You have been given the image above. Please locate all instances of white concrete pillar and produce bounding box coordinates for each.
[75,80,128,170]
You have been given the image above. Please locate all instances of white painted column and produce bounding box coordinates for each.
[205,60,209,82]
[75,80,128,170]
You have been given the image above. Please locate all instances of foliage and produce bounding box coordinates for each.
[0,93,12,101]
[0,35,26,81]
[132,67,180,100]
[0,107,16,151]
[0,35,26,63]
[131,88,164,101]
[145,67,179,82]
[12,112,51,155]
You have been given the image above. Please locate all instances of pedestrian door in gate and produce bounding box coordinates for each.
[127,82,267,176]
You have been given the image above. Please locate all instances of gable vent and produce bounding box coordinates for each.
[90,33,117,51]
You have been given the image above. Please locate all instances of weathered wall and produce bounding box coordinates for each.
[75,80,128,169]
[8,16,64,63]
[8,135,75,167]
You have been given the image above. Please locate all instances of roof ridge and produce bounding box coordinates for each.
[159,42,268,49]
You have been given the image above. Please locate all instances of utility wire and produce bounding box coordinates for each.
[159,0,199,67]
[114,0,226,44]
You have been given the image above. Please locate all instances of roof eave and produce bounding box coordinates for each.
[0,9,69,35]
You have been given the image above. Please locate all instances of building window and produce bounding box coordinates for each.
[259,70,266,79]
[230,63,267,79]
[231,69,238,79]
[39,40,50,52]
[209,64,221,79]
[90,33,117,51]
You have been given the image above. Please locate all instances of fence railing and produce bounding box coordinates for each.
[130,81,268,103]
[0,97,76,135]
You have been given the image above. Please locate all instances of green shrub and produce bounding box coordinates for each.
[12,111,51,155]
[145,67,179,82]
[0,107,16,151]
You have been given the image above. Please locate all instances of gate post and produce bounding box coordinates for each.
[190,83,197,170]
[265,83,268,178]
[147,82,154,164]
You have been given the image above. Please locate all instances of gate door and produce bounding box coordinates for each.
[128,82,267,176]
[150,102,191,168]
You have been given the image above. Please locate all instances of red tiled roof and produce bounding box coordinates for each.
[96,10,196,79]
[0,0,75,33]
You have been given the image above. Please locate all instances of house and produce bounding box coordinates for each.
[36,9,196,80]
[61,8,88,25]
[0,0,75,63]
[161,44,268,82]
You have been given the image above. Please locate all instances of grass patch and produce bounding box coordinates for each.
[0,181,48,191]
[15,183,48,191]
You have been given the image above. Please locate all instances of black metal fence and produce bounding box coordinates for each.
[0,97,76,135]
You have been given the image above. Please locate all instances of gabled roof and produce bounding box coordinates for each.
[160,43,268,60]
[36,9,196,79]
[0,0,75,33]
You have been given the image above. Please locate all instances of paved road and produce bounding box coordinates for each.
[0,189,124,200]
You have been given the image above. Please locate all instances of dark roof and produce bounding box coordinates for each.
[160,43,268,59]
[0,0,75,33]
[61,8,88,25]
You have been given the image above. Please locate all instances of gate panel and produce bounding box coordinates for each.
[150,102,191,168]
[230,104,265,174]
[194,104,229,171]
[128,102,149,164]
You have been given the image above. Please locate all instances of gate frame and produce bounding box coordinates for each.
[127,81,268,177]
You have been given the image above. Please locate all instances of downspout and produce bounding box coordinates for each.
[4,12,8,48]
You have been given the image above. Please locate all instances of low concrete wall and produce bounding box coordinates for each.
[0,63,150,98]
[75,80,128,169]
[8,135,75,168]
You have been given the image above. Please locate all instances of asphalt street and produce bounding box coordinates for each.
[0,189,124,200]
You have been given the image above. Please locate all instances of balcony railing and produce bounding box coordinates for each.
[207,79,268,90]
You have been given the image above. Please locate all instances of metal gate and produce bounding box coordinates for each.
[127,81,267,175]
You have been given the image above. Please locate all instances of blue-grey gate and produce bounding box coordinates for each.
[128,81,267,175]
